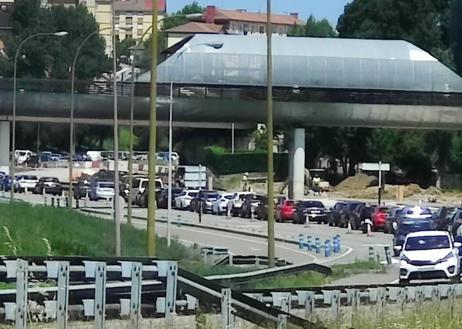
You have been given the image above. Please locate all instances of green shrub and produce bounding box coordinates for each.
[204,147,288,178]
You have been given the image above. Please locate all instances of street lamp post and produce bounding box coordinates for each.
[69,27,111,210]
[147,0,159,257]
[126,13,202,227]
[10,31,68,202]
[166,41,223,247]
[266,0,275,268]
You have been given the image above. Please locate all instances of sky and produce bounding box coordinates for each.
[167,0,352,26]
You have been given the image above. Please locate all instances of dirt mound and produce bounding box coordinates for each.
[335,173,376,191]
[424,186,442,195]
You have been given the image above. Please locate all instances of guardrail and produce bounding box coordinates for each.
[0,257,177,328]
[239,281,462,323]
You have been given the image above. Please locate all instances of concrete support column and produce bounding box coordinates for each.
[289,128,305,201]
[0,121,10,174]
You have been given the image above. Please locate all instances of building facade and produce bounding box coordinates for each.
[40,0,166,54]
[167,5,303,48]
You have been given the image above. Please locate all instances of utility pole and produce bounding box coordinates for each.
[147,0,158,256]
[266,0,275,268]
[112,0,121,256]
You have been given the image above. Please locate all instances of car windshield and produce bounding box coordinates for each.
[23,176,37,180]
[141,181,148,188]
[188,192,198,197]
[404,207,432,216]
[44,178,58,182]
[405,235,450,251]
[300,201,324,208]
[99,183,114,188]
[397,220,434,233]
[224,195,234,200]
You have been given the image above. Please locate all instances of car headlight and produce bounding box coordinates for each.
[437,252,455,264]
[400,254,411,263]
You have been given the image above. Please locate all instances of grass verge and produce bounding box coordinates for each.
[246,261,383,290]
[0,202,249,276]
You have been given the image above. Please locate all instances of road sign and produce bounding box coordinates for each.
[359,163,390,171]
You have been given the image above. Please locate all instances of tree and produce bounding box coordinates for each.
[1,0,109,79]
[450,0,462,75]
[289,15,337,38]
[337,0,453,67]
[162,2,204,30]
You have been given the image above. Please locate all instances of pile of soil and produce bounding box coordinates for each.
[335,173,377,191]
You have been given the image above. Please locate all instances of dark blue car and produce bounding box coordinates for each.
[393,216,436,256]
[0,175,19,192]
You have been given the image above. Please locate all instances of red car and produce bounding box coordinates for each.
[372,207,389,231]
[276,200,296,222]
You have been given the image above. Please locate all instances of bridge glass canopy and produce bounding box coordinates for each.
[139,34,462,93]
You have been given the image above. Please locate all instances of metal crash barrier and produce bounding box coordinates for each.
[0,257,177,329]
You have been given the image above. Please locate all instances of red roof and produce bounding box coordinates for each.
[116,0,167,13]
[207,8,303,26]
[145,0,166,12]
[166,22,223,34]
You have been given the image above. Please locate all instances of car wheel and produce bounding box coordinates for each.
[399,278,409,285]
[451,275,461,283]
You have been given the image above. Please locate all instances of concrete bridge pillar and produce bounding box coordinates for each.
[0,121,9,174]
[288,128,305,201]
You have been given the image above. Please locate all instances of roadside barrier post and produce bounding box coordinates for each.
[324,240,331,257]
[16,259,28,329]
[368,247,375,262]
[43,196,47,206]
[57,197,61,208]
[176,214,182,227]
[57,261,70,329]
[315,238,321,254]
[65,197,69,208]
[298,234,304,249]
[306,236,312,251]
[94,262,107,329]
[221,288,233,329]
[250,206,255,222]
[130,262,142,328]
[51,197,55,207]
[384,246,392,265]
[76,199,79,209]
[165,262,178,327]
[277,314,287,329]
[347,219,352,233]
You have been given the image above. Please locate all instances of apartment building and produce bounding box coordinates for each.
[166,5,303,48]
[40,0,167,54]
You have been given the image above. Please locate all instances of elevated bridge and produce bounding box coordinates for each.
[0,34,461,199]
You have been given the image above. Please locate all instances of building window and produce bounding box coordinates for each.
[259,25,265,33]
[126,16,133,25]
[137,17,143,25]
[114,16,120,24]
[126,33,133,39]
[137,29,143,36]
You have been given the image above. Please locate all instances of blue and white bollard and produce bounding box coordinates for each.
[315,238,321,254]
[325,240,332,257]
[336,235,341,251]
[298,234,304,249]
[306,236,312,251]
[333,237,339,254]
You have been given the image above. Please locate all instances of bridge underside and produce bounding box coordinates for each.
[0,87,461,129]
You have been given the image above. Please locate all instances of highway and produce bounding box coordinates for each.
[12,192,394,267]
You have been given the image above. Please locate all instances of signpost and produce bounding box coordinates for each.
[359,162,390,205]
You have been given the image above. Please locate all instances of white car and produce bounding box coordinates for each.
[231,192,253,216]
[398,231,461,284]
[175,190,199,210]
[212,193,235,215]
[17,175,38,192]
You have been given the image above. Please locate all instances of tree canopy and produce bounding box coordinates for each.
[0,0,109,79]
[289,15,337,38]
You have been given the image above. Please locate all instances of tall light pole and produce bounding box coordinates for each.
[127,13,202,226]
[266,0,275,268]
[10,31,68,202]
[147,0,159,256]
[69,27,111,210]
[166,41,223,247]
[112,0,122,257]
